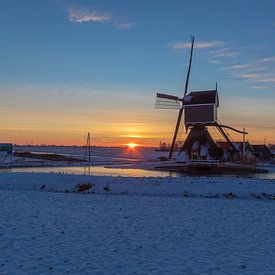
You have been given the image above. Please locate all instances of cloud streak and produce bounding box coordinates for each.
[233,70,275,85]
[68,7,110,23]
[217,52,275,86]
[250,86,267,90]
[67,7,134,30]
[113,22,134,30]
[212,47,239,58]
[239,73,258,79]
[171,38,275,88]
[257,56,275,63]
[171,40,224,50]
[209,60,220,64]
[259,77,275,83]
[231,64,253,70]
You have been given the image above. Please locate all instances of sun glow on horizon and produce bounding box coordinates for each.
[126,142,138,149]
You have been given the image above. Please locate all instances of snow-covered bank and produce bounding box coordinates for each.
[1,190,275,274]
[1,173,275,273]
[1,172,275,201]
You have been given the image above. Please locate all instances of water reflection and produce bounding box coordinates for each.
[2,165,275,179]
[5,165,178,177]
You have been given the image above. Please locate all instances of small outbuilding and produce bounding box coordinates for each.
[268,145,275,157]
[0,143,13,154]
[251,145,273,161]
[216,141,255,162]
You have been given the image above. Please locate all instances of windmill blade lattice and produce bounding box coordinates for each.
[155,93,181,109]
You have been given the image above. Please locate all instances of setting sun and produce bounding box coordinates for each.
[126,143,138,149]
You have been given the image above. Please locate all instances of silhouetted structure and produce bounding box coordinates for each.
[155,36,247,162]
[251,145,273,160]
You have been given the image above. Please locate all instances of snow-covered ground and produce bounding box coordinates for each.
[15,145,168,162]
[2,146,169,168]
[1,172,275,202]
[1,189,274,274]
[1,146,274,273]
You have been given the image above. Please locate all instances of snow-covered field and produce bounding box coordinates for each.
[2,146,169,169]
[15,145,168,162]
[1,146,275,274]
[1,188,274,274]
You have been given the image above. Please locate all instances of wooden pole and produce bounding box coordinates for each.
[84,132,91,162]
[88,132,91,162]
[243,128,245,155]
[84,135,87,161]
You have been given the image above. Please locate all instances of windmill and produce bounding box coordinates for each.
[155,36,247,161]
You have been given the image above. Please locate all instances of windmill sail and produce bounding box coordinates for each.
[155,93,181,109]
[169,36,195,159]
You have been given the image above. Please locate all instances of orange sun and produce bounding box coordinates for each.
[126,143,138,149]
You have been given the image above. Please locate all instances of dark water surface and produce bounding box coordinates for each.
[2,165,275,180]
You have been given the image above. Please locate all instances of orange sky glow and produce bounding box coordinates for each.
[0,91,274,147]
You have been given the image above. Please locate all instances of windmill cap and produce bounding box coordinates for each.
[183,90,219,106]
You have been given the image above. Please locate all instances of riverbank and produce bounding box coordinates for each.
[1,172,275,201]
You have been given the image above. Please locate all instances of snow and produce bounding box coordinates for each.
[177,150,188,162]
[1,146,275,273]
[1,172,275,201]
[15,146,169,162]
[1,189,274,274]
[3,146,170,169]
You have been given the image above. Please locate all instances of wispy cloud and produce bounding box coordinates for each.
[68,7,110,23]
[257,56,275,63]
[171,40,224,50]
[229,64,267,72]
[239,73,258,79]
[67,7,134,31]
[231,64,253,70]
[232,69,275,85]
[246,66,268,72]
[209,60,220,64]
[228,58,275,84]
[250,86,267,90]
[170,38,275,87]
[113,22,134,30]
[259,77,275,83]
[212,47,239,58]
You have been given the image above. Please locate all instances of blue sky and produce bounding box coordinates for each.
[0,0,275,145]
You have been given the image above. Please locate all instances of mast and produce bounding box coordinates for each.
[84,132,91,162]
[243,127,246,156]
